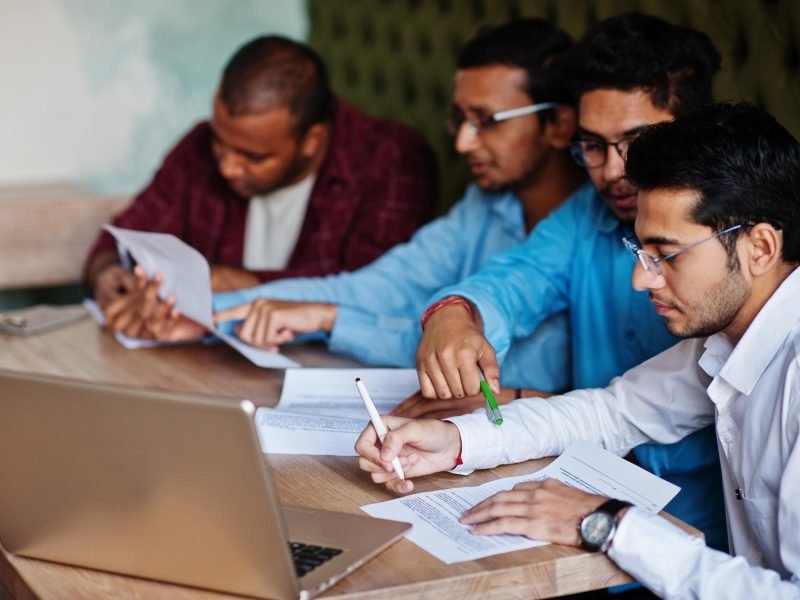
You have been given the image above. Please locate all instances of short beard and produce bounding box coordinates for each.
[666,263,749,339]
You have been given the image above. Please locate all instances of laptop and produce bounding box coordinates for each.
[0,369,410,599]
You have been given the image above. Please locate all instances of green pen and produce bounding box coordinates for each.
[479,369,503,425]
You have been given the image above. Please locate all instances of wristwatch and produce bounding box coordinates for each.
[579,499,633,553]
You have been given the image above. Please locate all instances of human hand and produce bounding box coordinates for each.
[355,416,462,494]
[140,289,207,342]
[213,299,338,348]
[416,302,500,400]
[391,387,517,419]
[460,479,607,545]
[94,264,136,308]
[103,267,164,337]
[210,265,260,292]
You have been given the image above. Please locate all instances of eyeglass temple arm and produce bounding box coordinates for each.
[492,102,558,122]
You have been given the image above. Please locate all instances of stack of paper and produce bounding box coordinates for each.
[255,368,420,455]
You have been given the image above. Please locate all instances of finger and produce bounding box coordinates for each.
[213,303,252,323]
[385,479,415,494]
[477,344,501,393]
[454,362,477,397]
[403,398,463,419]
[237,308,262,346]
[138,280,162,320]
[390,393,426,417]
[426,359,454,400]
[469,516,539,537]
[417,372,437,400]
[354,423,382,462]
[462,490,532,520]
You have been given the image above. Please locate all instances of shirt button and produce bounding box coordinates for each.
[721,432,733,444]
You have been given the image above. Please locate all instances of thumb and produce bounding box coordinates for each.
[477,344,501,393]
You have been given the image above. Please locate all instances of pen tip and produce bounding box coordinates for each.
[355,377,361,382]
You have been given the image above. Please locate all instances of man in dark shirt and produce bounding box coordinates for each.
[84,35,437,333]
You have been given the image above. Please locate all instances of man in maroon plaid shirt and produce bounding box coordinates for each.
[84,36,437,332]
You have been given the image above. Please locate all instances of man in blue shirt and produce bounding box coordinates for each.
[415,13,728,551]
[190,19,588,394]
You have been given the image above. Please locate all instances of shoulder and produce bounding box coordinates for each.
[332,99,434,159]
[162,121,215,168]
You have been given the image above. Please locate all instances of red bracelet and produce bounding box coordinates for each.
[455,449,463,466]
[420,296,474,330]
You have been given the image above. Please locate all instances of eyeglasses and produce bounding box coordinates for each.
[569,128,649,168]
[622,224,747,276]
[446,102,557,136]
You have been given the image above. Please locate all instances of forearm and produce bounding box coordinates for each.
[610,508,800,599]
[449,387,649,472]
[328,305,419,367]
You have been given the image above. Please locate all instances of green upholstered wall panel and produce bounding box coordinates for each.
[308,0,800,212]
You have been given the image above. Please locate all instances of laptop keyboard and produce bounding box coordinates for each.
[289,542,343,577]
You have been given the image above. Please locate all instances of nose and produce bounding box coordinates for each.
[217,150,245,179]
[454,122,480,155]
[601,144,627,184]
[631,260,665,292]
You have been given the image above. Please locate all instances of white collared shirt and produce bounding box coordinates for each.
[450,267,800,599]
[243,174,315,271]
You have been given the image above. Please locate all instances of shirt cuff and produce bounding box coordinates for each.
[609,505,705,598]
[446,412,508,473]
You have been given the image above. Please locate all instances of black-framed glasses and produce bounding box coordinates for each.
[622,224,748,276]
[569,127,649,168]
[446,102,557,136]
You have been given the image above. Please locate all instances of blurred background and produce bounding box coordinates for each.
[1,0,798,308]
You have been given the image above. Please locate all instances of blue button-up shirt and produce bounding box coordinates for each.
[432,182,727,550]
[214,184,571,392]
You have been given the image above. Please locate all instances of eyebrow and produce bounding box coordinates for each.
[210,129,268,160]
[641,235,683,246]
[577,124,651,139]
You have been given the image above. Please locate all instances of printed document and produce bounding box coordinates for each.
[99,226,298,368]
[256,368,419,455]
[362,439,680,563]
[278,368,419,419]
[255,408,367,455]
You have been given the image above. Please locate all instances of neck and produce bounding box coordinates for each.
[515,150,586,232]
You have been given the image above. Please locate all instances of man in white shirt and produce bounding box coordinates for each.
[355,102,800,599]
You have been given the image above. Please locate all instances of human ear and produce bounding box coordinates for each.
[298,123,329,160]
[745,223,783,276]
[543,105,577,150]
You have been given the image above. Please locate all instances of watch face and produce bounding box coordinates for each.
[580,512,614,547]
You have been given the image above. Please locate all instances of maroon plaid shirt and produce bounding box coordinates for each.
[84,99,437,282]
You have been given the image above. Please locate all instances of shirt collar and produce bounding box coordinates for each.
[592,190,625,234]
[711,266,800,394]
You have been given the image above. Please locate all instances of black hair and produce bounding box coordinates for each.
[457,18,574,122]
[625,102,800,264]
[219,35,333,133]
[569,12,721,115]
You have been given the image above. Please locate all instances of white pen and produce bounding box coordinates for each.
[355,377,405,480]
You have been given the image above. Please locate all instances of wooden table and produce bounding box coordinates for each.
[0,316,673,599]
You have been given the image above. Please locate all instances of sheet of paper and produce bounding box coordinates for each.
[278,368,419,419]
[100,226,299,368]
[255,407,367,455]
[362,439,680,564]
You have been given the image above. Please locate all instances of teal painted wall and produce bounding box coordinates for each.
[0,0,308,310]
[0,0,308,195]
